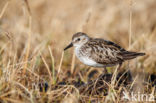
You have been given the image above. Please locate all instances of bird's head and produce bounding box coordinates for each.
[64,32,90,51]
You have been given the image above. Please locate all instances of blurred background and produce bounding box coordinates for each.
[0,0,155,72]
[0,0,156,102]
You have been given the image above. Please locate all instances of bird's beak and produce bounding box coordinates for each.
[64,43,73,51]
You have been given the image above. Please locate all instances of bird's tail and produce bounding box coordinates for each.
[120,51,145,60]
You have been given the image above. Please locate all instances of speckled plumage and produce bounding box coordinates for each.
[64,32,145,68]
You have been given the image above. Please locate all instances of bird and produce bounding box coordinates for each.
[64,32,145,73]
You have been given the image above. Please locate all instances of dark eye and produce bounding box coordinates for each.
[77,38,80,41]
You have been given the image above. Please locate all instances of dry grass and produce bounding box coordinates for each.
[0,0,156,103]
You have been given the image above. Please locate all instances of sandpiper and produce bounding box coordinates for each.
[64,32,145,72]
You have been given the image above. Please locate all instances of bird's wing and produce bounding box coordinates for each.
[85,38,125,64]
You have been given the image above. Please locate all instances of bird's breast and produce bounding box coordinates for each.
[74,47,104,67]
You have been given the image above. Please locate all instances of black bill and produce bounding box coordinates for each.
[64,43,73,51]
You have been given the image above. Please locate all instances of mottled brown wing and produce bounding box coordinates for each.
[86,38,124,64]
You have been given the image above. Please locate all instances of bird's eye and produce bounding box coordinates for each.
[77,38,80,41]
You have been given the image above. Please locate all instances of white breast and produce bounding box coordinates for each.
[74,46,104,67]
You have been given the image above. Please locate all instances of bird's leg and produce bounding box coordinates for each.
[79,67,109,90]
[98,67,108,80]
[113,63,122,78]
[111,63,122,85]
[103,67,108,74]
[117,62,122,70]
